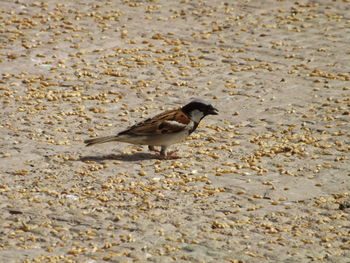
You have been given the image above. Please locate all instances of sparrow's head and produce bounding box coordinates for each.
[182,99,218,122]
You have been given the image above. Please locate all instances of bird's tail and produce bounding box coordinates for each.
[84,136,119,146]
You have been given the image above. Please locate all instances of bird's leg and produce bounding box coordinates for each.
[159,146,167,158]
[160,146,181,159]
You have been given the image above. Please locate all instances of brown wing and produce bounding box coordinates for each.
[119,109,190,136]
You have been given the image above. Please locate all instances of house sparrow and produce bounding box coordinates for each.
[84,99,218,159]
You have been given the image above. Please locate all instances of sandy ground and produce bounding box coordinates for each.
[0,0,349,262]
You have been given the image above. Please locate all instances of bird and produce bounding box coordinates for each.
[84,99,218,159]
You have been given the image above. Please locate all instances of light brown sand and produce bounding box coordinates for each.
[0,0,349,262]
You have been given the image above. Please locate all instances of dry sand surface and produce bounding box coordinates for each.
[1,0,350,262]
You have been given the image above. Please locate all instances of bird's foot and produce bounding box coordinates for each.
[159,150,182,160]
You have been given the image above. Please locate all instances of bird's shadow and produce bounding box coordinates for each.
[79,152,159,162]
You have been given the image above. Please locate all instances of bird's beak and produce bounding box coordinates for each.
[208,107,219,115]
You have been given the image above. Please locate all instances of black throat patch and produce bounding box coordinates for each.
[189,121,199,135]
